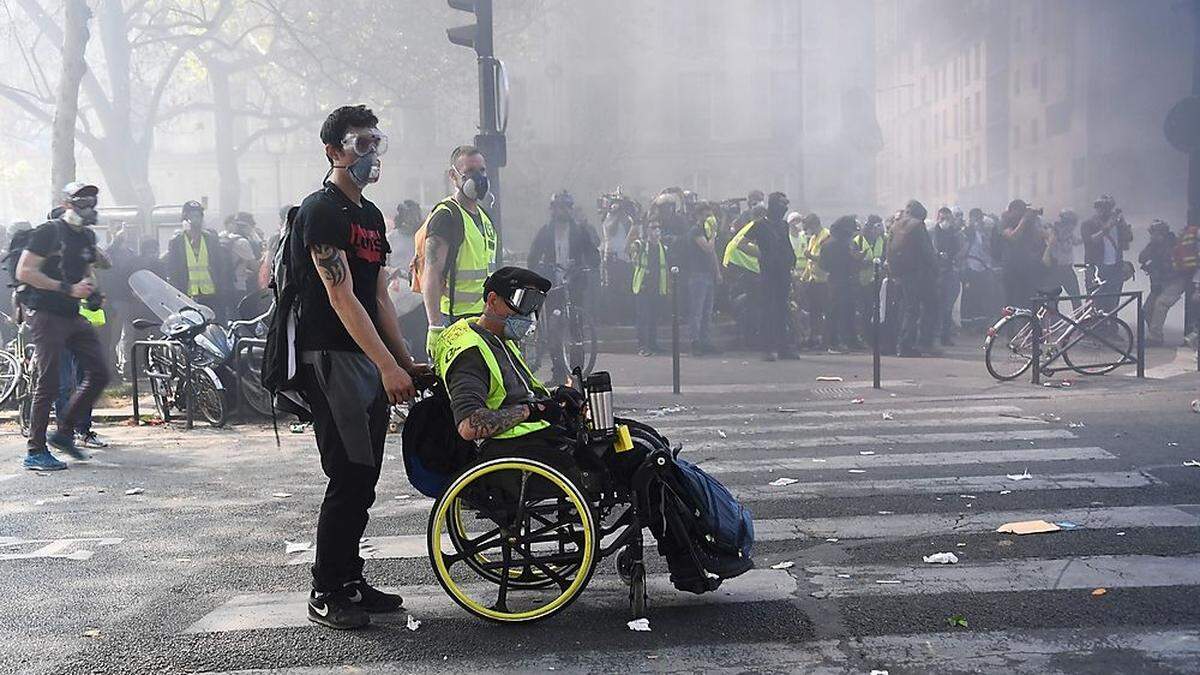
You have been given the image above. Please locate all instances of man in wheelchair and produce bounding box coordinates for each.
[433,266,580,471]
[416,266,754,623]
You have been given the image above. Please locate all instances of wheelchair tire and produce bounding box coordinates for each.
[428,457,597,623]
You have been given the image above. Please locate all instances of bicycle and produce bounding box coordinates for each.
[526,266,598,381]
[984,263,1135,381]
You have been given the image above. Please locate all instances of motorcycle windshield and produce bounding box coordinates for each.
[196,324,230,359]
[128,270,216,324]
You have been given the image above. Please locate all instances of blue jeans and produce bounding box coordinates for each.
[56,351,93,435]
[686,274,716,346]
[635,291,662,351]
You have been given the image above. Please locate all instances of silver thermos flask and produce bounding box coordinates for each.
[585,371,614,434]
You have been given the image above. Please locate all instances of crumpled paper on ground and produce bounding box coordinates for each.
[923,552,959,564]
[627,618,651,632]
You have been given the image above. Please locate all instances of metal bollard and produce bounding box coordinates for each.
[1136,291,1145,378]
[670,266,681,396]
[1031,299,1042,385]
[872,263,882,390]
[130,343,140,425]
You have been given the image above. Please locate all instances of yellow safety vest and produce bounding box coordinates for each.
[853,234,885,286]
[434,318,549,440]
[184,235,216,296]
[723,220,760,274]
[790,231,809,273]
[428,198,497,318]
[702,215,717,241]
[631,240,668,295]
[79,302,106,326]
[800,229,830,283]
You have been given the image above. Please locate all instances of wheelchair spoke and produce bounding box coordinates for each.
[510,542,573,591]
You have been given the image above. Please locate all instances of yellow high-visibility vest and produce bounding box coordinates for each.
[79,302,106,326]
[434,319,549,440]
[853,234,885,286]
[723,220,760,274]
[184,236,216,296]
[800,229,830,283]
[430,198,497,317]
[631,240,668,295]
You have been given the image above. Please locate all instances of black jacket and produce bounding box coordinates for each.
[526,220,600,279]
[165,229,228,296]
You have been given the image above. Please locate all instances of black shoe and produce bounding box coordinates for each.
[345,579,404,613]
[48,430,89,461]
[308,590,370,630]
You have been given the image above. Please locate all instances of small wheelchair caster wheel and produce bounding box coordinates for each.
[616,546,634,585]
[629,562,647,619]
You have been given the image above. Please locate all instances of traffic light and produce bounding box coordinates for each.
[447,0,493,56]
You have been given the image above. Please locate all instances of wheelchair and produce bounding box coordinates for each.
[416,372,684,624]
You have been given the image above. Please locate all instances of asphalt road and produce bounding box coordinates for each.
[1,346,1198,674]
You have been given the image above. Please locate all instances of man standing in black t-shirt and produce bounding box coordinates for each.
[16,182,111,471]
[291,105,426,630]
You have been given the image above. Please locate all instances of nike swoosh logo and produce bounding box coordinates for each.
[312,602,330,617]
[348,590,363,603]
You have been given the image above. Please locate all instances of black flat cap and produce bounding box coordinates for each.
[484,266,551,297]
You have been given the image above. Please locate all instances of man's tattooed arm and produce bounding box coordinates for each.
[312,244,347,286]
[457,405,530,441]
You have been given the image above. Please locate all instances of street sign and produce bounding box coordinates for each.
[1165,96,1200,153]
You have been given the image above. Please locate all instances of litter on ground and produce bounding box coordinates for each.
[850,398,865,404]
[1183,460,1200,468]
[996,520,1060,535]
[1006,469,1032,481]
[875,579,902,585]
[848,469,867,474]
[285,540,311,554]
[1055,520,1081,530]
[999,490,1012,495]
[717,429,727,438]
[1092,588,1108,597]
[769,477,798,487]
[859,451,876,456]
[406,615,421,631]
[627,618,651,632]
[816,376,843,382]
[124,488,144,496]
[770,561,795,570]
[271,492,292,499]
[923,552,959,564]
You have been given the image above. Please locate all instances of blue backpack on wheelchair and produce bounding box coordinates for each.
[622,419,755,593]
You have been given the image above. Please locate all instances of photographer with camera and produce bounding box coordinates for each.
[1081,194,1133,312]
[15,182,111,471]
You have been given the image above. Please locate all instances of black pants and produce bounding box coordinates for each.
[827,280,857,348]
[303,363,389,593]
[896,275,937,353]
[760,275,792,354]
[28,311,110,452]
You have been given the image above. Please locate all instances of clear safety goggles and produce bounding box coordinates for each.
[341,128,388,157]
[504,287,546,316]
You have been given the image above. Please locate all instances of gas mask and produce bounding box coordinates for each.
[504,313,537,341]
[455,167,490,201]
[336,128,386,188]
[63,195,98,229]
[344,152,382,187]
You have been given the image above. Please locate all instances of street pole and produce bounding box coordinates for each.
[671,267,681,396]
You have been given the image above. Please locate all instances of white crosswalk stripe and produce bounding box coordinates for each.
[188,394,1198,668]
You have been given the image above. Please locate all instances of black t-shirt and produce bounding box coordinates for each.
[24,219,98,316]
[292,184,389,351]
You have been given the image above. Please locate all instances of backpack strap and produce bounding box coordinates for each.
[434,198,466,318]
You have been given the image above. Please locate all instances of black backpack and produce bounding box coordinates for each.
[3,228,33,286]
[259,205,311,422]
[401,382,476,498]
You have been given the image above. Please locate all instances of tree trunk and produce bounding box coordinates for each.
[209,62,241,215]
[50,0,91,205]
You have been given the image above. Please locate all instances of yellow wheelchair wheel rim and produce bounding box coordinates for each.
[429,458,596,622]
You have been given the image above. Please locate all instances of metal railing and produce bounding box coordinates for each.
[1029,290,1144,384]
[130,338,194,429]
